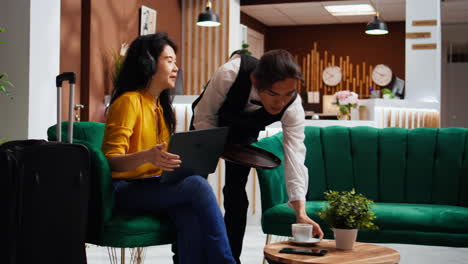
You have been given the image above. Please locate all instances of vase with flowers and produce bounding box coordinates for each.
[333,90,359,120]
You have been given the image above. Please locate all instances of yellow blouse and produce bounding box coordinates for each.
[102,90,171,179]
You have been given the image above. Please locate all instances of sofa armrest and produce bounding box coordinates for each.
[252,132,289,213]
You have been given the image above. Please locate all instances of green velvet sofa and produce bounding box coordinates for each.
[47,122,175,249]
[252,126,468,247]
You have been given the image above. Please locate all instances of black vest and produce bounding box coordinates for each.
[192,54,296,144]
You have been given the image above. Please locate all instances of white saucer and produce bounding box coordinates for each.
[289,238,322,245]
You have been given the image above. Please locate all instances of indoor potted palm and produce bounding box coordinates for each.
[1,27,14,144]
[317,189,378,250]
[0,27,14,98]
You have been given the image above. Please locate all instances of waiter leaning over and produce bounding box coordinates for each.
[191,49,324,264]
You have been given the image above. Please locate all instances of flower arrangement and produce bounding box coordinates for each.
[333,90,359,116]
[317,189,378,230]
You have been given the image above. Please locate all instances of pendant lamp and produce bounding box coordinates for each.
[365,12,388,35]
[197,1,221,27]
[365,0,388,35]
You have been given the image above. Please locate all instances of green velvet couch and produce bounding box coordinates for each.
[252,126,468,247]
[48,122,175,248]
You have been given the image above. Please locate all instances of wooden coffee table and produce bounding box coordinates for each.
[264,240,400,264]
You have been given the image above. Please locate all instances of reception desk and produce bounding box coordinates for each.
[359,99,440,128]
[173,96,440,132]
[173,96,379,133]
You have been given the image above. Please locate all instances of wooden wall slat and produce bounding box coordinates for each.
[295,42,385,99]
[191,0,198,94]
[197,3,204,94]
[225,0,229,62]
[319,60,323,91]
[219,0,225,85]
[207,24,211,86]
[183,0,190,94]
[307,50,310,93]
[182,0,230,95]
[302,56,307,92]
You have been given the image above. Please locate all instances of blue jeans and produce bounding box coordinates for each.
[113,175,236,264]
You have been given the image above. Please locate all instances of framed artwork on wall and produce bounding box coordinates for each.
[140,5,157,36]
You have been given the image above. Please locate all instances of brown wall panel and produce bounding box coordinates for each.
[240,11,267,35]
[265,22,405,80]
[60,0,82,121]
[62,0,182,122]
[87,0,182,122]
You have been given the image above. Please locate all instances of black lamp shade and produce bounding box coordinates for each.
[197,7,221,27]
[365,15,388,35]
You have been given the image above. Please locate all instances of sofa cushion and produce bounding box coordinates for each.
[262,201,468,236]
[372,203,468,233]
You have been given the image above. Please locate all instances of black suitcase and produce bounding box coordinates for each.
[1,72,90,264]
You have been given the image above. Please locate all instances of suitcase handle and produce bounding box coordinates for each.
[56,72,76,87]
[56,72,77,143]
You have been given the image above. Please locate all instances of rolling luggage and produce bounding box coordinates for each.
[1,72,90,264]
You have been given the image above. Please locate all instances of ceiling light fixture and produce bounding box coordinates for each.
[365,0,388,35]
[365,12,389,35]
[324,4,375,16]
[197,1,221,27]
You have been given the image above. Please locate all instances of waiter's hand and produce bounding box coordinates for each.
[296,214,324,240]
[290,200,324,240]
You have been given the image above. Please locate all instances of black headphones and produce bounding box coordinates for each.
[138,37,156,77]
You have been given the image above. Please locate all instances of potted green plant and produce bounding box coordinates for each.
[104,43,128,108]
[0,27,14,98]
[241,42,252,56]
[381,88,395,99]
[317,189,378,250]
[1,27,14,144]
[110,43,129,87]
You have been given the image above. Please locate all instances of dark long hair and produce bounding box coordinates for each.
[109,32,177,133]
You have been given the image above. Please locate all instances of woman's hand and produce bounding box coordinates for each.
[296,214,324,240]
[148,142,182,171]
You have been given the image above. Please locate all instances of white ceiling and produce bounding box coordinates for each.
[240,0,468,26]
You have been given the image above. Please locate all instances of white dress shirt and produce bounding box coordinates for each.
[193,54,309,202]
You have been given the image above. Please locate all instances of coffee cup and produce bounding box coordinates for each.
[291,223,313,242]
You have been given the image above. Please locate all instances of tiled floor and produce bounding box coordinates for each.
[86,225,468,264]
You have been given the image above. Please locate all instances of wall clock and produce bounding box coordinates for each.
[322,66,342,86]
[372,64,393,86]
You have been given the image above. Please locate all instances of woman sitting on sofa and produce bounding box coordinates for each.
[101,32,235,264]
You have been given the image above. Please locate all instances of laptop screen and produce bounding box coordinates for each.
[159,127,229,184]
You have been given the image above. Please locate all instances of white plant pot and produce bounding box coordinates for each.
[333,228,358,250]
[382,94,392,99]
